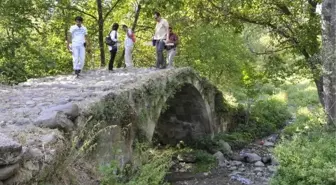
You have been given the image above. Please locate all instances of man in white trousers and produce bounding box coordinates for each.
[66,16,89,77]
[122,25,134,68]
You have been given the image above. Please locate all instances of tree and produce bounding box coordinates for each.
[193,0,324,105]
[321,0,336,125]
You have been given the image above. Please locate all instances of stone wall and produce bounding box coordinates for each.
[0,67,228,184]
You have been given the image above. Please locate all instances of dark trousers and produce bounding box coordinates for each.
[155,40,166,68]
[109,49,117,71]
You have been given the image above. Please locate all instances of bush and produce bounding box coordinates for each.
[232,98,291,140]
[100,143,174,185]
[271,129,336,185]
[193,150,216,173]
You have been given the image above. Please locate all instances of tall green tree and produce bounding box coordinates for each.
[192,0,324,105]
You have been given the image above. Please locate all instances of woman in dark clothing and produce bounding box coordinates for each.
[108,23,119,71]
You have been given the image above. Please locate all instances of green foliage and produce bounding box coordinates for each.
[192,150,216,173]
[271,129,336,185]
[100,143,174,185]
[231,98,291,140]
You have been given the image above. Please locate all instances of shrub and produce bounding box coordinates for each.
[193,150,216,173]
[271,129,336,185]
[100,143,174,185]
[232,98,291,139]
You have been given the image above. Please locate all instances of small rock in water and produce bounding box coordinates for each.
[255,161,265,167]
[231,161,243,166]
[261,156,272,164]
[267,134,279,143]
[243,153,262,163]
[254,167,263,172]
[263,141,275,147]
[229,166,238,171]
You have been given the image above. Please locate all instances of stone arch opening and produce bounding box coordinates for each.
[153,83,211,145]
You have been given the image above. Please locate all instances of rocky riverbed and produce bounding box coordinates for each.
[170,134,280,185]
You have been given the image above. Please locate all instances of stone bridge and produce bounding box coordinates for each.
[0,67,229,185]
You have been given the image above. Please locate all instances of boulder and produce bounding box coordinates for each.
[177,153,196,163]
[213,151,226,166]
[34,111,74,132]
[41,133,58,146]
[254,161,265,167]
[263,141,275,147]
[0,164,20,181]
[261,156,272,164]
[42,103,79,120]
[0,134,22,165]
[218,140,233,155]
[243,153,261,163]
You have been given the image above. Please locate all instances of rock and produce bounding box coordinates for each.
[266,134,279,143]
[23,161,39,171]
[41,133,58,146]
[42,103,79,120]
[261,156,272,164]
[263,141,275,147]
[231,161,243,166]
[0,134,22,165]
[238,167,246,172]
[0,181,3,185]
[25,148,44,160]
[267,165,277,172]
[256,172,263,176]
[271,156,279,166]
[213,151,226,166]
[218,140,232,155]
[177,153,196,163]
[0,163,20,181]
[25,101,36,107]
[230,153,245,161]
[254,167,263,172]
[34,111,74,132]
[229,166,238,171]
[243,153,261,163]
[254,161,265,167]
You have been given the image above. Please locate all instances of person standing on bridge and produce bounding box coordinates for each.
[122,24,135,68]
[107,23,119,71]
[66,16,90,77]
[153,12,169,69]
[166,26,178,68]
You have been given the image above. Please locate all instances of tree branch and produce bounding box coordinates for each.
[57,5,98,21]
[103,0,123,21]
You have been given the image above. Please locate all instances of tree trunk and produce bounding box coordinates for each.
[322,0,336,125]
[97,0,105,67]
[116,4,142,68]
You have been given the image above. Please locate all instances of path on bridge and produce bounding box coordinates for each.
[0,68,172,127]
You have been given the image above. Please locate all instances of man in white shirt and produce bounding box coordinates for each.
[122,25,134,68]
[66,16,89,77]
[153,12,169,69]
